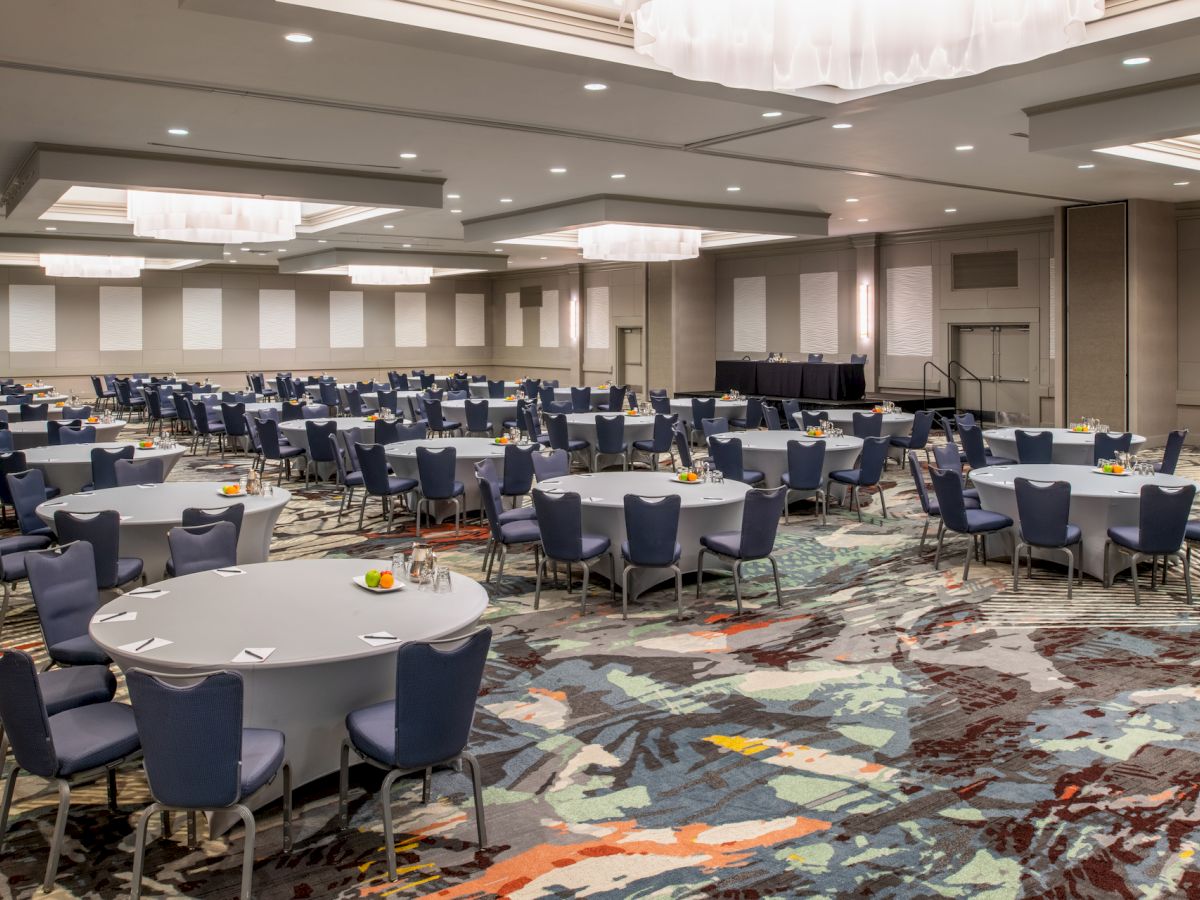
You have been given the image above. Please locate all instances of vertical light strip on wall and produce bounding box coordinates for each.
[8,285,56,352]
[885,266,934,356]
[505,292,523,347]
[540,289,560,347]
[732,276,766,352]
[99,286,142,351]
[258,289,296,349]
[585,286,610,349]
[394,292,427,347]
[182,287,222,350]
[799,271,839,355]
[455,293,486,347]
[329,290,364,348]
[1048,258,1057,360]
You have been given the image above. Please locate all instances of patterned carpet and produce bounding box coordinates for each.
[3,427,1200,899]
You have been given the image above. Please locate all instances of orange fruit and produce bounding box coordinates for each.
[379,571,395,589]
[687,472,699,482]
[1113,464,1125,474]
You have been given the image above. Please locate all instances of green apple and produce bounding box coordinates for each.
[365,569,381,588]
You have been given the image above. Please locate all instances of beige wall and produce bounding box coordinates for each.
[1176,208,1200,433]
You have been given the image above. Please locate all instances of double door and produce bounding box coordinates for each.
[951,324,1034,425]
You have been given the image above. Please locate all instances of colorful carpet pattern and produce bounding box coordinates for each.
[3,428,1200,899]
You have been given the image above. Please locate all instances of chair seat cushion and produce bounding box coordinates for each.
[781,473,821,492]
[621,540,681,566]
[41,665,117,717]
[48,634,111,666]
[0,534,53,555]
[116,557,144,586]
[49,702,140,777]
[346,700,395,765]
[579,533,611,560]
[985,455,1017,466]
[963,488,981,502]
[963,509,1013,533]
[563,439,589,451]
[598,443,628,455]
[278,446,306,459]
[1107,525,1142,550]
[740,469,765,485]
[437,419,463,431]
[384,476,418,494]
[1187,520,1200,542]
[44,486,61,500]
[631,439,664,452]
[343,471,366,488]
[240,728,286,798]
[701,531,741,557]
[500,519,541,544]
[829,468,863,485]
[497,506,538,524]
[889,435,914,448]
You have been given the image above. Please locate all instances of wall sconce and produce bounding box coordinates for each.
[569,294,580,344]
[857,281,872,343]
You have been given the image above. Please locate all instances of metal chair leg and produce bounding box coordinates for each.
[733,560,744,614]
[768,555,783,606]
[461,751,488,848]
[0,764,19,854]
[281,762,292,854]
[933,523,946,570]
[42,779,72,892]
[337,740,351,828]
[380,769,402,881]
[234,804,257,900]
[695,549,706,598]
[130,801,160,900]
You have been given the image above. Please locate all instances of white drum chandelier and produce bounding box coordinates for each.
[615,0,1104,91]
[347,265,433,286]
[578,224,701,261]
[126,190,302,244]
[40,254,144,278]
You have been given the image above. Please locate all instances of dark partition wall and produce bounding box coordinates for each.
[714,361,865,401]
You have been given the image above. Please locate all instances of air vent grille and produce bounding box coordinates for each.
[951,250,1019,291]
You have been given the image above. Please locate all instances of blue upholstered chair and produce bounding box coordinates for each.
[595,385,625,412]
[851,412,882,439]
[338,629,492,881]
[0,649,140,893]
[701,417,730,441]
[1093,431,1133,466]
[127,669,291,900]
[696,486,787,613]
[829,436,890,520]
[25,542,110,667]
[620,494,682,619]
[800,409,827,430]
[53,510,143,591]
[20,402,48,422]
[570,386,593,413]
[477,474,540,581]
[908,450,979,553]
[87,446,134,492]
[355,443,417,531]
[303,421,338,486]
[1103,483,1196,603]
[166,521,238,577]
[931,443,981,505]
[531,448,569,481]
[1157,429,1188,474]
[1015,430,1053,464]
[888,409,933,465]
[781,439,826,524]
[928,467,1013,581]
[114,457,166,487]
[807,353,824,363]
[302,402,331,419]
[392,421,429,443]
[415,446,464,536]
[1012,478,1082,597]
[689,398,716,443]
[531,490,615,613]
[959,423,1015,468]
[257,418,306,484]
[424,398,462,437]
[486,379,506,399]
[672,422,693,469]
[782,399,802,430]
[61,405,92,421]
[501,444,536,509]
[57,426,96,445]
[219,402,249,458]
[632,414,675,470]
[8,468,57,537]
[328,433,365,523]
[474,458,538,531]
[650,394,671,415]
[188,399,225,456]
[47,418,80,445]
[707,436,765,486]
[592,415,628,471]
[762,406,783,430]
[523,407,551,447]
[730,397,763,430]
[546,413,589,463]
[464,399,494,437]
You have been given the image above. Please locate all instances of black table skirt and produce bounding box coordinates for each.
[714,361,865,402]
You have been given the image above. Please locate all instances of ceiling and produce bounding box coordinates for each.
[1,0,1199,272]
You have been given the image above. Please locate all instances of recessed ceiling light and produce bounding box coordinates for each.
[549,167,567,174]
[285,32,313,43]
[240,247,250,252]
[944,208,958,213]
[167,127,189,136]
[450,209,462,214]
[726,186,741,192]
[228,259,237,264]
[403,243,412,248]
[856,218,869,223]
[399,152,417,159]
[540,256,548,260]
[846,197,859,203]
[832,123,853,129]
[762,111,783,118]
[1176,181,1191,186]
[1077,163,1095,169]
[223,251,231,256]
[277,248,286,252]
[955,144,974,151]
[1123,56,1151,66]
[446,193,461,200]
[499,198,513,203]
[44,226,57,231]
[584,82,608,91]
[494,248,503,252]
[611,173,626,179]
[383,224,395,229]
[317,239,327,243]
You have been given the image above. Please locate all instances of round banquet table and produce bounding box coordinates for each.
[564,412,657,448]
[362,390,423,417]
[710,431,863,488]
[982,428,1147,467]
[551,388,610,411]
[23,442,186,494]
[385,437,510,520]
[669,399,749,430]
[812,409,914,439]
[533,471,750,598]
[277,417,363,453]
[1,401,76,421]
[89,558,487,832]
[35,482,290,578]
[970,463,1195,579]
[470,381,520,399]
[441,399,518,435]
[8,419,127,450]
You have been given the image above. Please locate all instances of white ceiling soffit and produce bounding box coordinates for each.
[278,247,509,274]
[0,253,202,270]
[0,233,225,262]
[1,144,444,224]
[1095,132,1200,170]
[497,228,794,249]
[462,194,828,244]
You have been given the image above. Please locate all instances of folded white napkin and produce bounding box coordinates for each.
[233,647,275,663]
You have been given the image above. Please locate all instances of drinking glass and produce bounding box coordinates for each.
[711,469,724,484]
[434,567,452,593]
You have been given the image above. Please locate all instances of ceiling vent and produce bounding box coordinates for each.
[951,250,1019,291]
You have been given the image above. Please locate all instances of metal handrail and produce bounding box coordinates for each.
[947,360,986,423]
[922,361,958,412]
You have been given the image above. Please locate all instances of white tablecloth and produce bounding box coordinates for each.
[9,419,127,450]
[982,428,1147,466]
[709,431,863,488]
[23,442,186,494]
[469,381,521,399]
[441,399,519,434]
[385,437,511,519]
[814,409,914,439]
[669,399,749,430]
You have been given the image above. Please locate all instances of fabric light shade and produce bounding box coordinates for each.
[126,190,302,243]
[578,224,701,261]
[615,0,1104,91]
[40,254,144,278]
[348,265,433,285]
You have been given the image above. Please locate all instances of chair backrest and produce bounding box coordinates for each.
[807,353,824,363]
[763,406,782,430]
[114,457,166,486]
[707,436,745,481]
[1138,483,1197,554]
[393,421,429,442]
[672,423,693,468]
[742,397,764,429]
[465,399,490,432]
[419,372,436,390]
[691,398,716,427]
[475,474,507,539]
[445,390,470,402]
[390,372,410,391]
[126,668,244,808]
[856,437,891,486]
[958,423,989,470]
[701,417,729,440]
[59,425,97,445]
[545,413,572,452]
[786,439,826,491]
[355,442,395,494]
[1015,430,1053,464]
[908,450,934,515]
[182,504,245,542]
[20,402,48,421]
[531,490,585,561]
[595,415,626,453]
[606,386,625,410]
[650,395,671,415]
[26,541,101,653]
[8,468,49,534]
[647,413,674,452]
[487,379,507,399]
[570,387,592,413]
[1014,478,1073,547]
[928,467,971,532]
[907,410,935,450]
[416,445,458,499]
[174,393,195,428]
[531,448,569,481]
[53,510,122,589]
[302,403,331,419]
[537,386,556,407]
[147,391,165,418]
[374,418,402,445]
[954,412,977,430]
[1094,431,1133,466]
[0,430,11,454]
[168,521,238,576]
[800,410,827,429]
[375,389,399,414]
[256,417,286,458]
[424,398,447,430]
[319,382,340,408]
[220,403,248,436]
[523,406,543,441]
[738,486,787,558]
[543,400,572,415]
[281,400,304,421]
[63,405,93,420]
[305,421,339,462]
[502,443,536,495]
[89,445,135,490]
[1161,429,1189,475]
[0,649,60,778]
[931,442,963,476]
[850,354,867,364]
[852,412,883,439]
[623,494,681,566]
[392,628,492,769]
[243,414,262,454]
